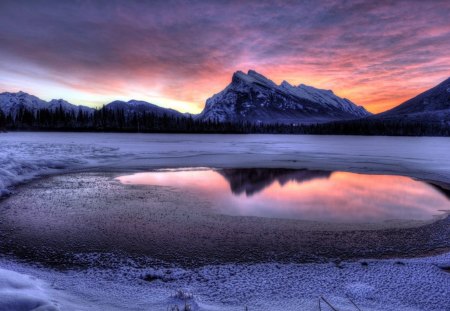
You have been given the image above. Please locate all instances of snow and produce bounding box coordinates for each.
[246,70,279,87]
[0,92,184,120]
[0,136,119,196]
[105,100,184,117]
[0,92,94,117]
[280,81,369,117]
[1,71,371,125]
[1,132,450,310]
[1,132,450,197]
[0,92,47,115]
[199,70,371,123]
[0,267,76,311]
[0,251,449,310]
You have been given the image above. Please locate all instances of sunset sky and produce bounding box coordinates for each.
[0,0,449,114]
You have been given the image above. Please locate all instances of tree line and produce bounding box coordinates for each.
[0,105,449,136]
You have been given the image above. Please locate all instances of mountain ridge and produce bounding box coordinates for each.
[0,91,95,117]
[373,77,450,122]
[104,100,184,118]
[0,92,183,119]
[198,70,370,124]
[2,73,450,127]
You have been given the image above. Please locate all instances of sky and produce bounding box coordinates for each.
[0,0,449,114]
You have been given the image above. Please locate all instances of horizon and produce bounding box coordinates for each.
[2,71,449,115]
[1,1,450,114]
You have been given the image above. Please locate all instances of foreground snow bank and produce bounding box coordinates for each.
[0,268,59,311]
[1,251,449,311]
[1,132,450,197]
[0,134,120,196]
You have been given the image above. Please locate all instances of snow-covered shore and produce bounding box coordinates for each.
[1,251,449,311]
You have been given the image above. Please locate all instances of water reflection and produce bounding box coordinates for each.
[218,168,331,196]
[117,169,449,223]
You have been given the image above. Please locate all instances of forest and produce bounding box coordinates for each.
[0,105,449,136]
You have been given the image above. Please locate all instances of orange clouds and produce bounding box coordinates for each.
[0,1,449,113]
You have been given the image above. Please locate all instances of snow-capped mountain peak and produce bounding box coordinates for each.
[279,81,369,117]
[0,92,185,120]
[231,70,278,89]
[104,100,184,118]
[198,70,370,124]
[0,91,94,116]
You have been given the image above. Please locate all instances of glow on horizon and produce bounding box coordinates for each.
[1,1,449,114]
[1,65,447,114]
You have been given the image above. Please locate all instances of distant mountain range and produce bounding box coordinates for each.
[1,70,449,134]
[0,91,94,116]
[0,92,184,119]
[104,100,184,118]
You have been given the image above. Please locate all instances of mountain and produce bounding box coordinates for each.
[218,168,331,196]
[0,92,185,119]
[104,100,184,118]
[375,77,450,122]
[0,91,94,116]
[197,70,370,124]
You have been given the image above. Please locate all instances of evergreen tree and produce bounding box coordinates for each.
[1,105,449,136]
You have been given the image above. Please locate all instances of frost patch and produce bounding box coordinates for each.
[345,282,376,299]
[0,268,59,311]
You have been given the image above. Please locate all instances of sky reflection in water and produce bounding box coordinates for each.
[117,169,450,223]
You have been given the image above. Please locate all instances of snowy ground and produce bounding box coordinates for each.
[1,132,450,310]
[0,252,449,311]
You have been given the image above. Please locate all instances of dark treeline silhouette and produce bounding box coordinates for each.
[0,105,449,136]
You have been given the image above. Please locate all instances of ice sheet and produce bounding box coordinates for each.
[1,132,450,197]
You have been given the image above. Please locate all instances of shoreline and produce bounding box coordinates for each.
[1,172,450,268]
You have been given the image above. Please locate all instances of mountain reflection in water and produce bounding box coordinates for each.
[117,168,450,223]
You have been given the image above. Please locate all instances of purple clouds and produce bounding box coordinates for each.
[0,0,449,112]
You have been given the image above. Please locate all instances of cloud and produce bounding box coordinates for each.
[0,0,449,113]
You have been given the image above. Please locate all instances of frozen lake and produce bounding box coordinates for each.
[0,132,449,311]
[1,132,450,197]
